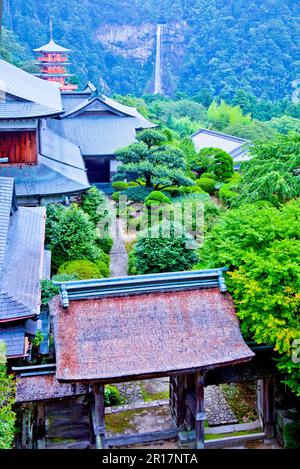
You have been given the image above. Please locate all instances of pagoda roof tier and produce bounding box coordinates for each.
[35,61,71,65]
[35,73,74,78]
[33,39,71,53]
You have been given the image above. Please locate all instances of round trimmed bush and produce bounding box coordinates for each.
[200,172,216,180]
[144,191,172,207]
[112,181,129,191]
[196,177,216,194]
[178,185,205,194]
[58,260,102,280]
[94,260,110,278]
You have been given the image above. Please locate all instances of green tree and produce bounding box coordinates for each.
[114,142,193,193]
[207,100,252,130]
[50,205,100,269]
[237,134,300,206]
[0,342,16,449]
[131,222,198,274]
[200,201,300,396]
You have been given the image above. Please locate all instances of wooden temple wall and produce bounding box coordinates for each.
[0,131,37,164]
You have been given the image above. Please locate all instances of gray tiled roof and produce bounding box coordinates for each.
[0,177,16,275]
[0,126,90,197]
[0,325,25,357]
[0,206,46,321]
[0,59,63,116]
[0,163,90,197]
[49,116,152,156]
[191,128,250,163]
[0,102,62,119]
[0,119,38,130]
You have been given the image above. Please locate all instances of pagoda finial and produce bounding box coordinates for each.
[49,16,53,42]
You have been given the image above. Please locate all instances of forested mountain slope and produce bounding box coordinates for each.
[2,0,300,99]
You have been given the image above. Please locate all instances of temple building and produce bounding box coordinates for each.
[0,59,90,204]
[191,128,251,169]
[0,177,49,361]
[49,83,155,184]
[33,19,78,92]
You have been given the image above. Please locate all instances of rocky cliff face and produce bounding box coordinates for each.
[95,22,186,94]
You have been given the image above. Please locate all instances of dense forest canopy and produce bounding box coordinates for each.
[1,0,300,99]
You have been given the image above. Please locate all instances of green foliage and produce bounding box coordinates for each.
[94,260,110,278]
[207,100,252,130]
[112,181,129,191]
[136,129,166,147]
[210,149,234,181]
[121,186,152,203]
[144,191,172,207]
[282,421,300,449]
[237,134,300,206]
[196,177,216,194]
[40,274,79,304]
[219,174,241,207]
[31,330,44,348]
[4,2,300,101]
[50,205,100,269]
[58,259,102,279]
[219,184,239,207]
[267,116,300,135]
[223,121,279,142]
[114,140,193,191]
[200,172,216,180]
[0,342,16,449]
[131,222,198,274]
[45,203,65,245]
[104,385,123,407]
[81,187,109,227]
[95,235,113,254]
[200,200,300,396]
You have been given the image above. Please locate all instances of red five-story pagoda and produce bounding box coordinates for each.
[33,18,78,92]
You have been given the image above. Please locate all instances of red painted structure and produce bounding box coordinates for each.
[0,130,37,164]
[33,20,78,92]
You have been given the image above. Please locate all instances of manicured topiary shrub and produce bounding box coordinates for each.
[136,128,166,148]
[200,172,216,180]
[178,185,205,195]
[94,260,110,278]
[132,222,198,274]
[58,260,102,280]
[196,177,216,194]
[123,186,152,203]
[144,191,172,207]
[112,181,129,191]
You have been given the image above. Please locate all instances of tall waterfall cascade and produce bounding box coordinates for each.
[154,24,163,94]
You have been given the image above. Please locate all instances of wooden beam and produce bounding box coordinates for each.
[195,372,205,449]
[106,428,178,447]
[93,383,106,449]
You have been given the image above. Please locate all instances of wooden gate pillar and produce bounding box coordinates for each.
[262,377,276,438]
[93,383,106,449]
[195,372,206,449]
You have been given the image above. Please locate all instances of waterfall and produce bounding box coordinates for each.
[154,24,163,94]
